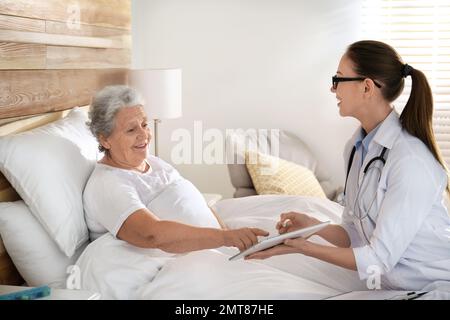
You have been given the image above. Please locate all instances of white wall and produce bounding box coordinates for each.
[132,0,363,198]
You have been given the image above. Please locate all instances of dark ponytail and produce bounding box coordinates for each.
[347,40,450,194]
[401,68,450,193]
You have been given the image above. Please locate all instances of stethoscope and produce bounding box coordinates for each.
[343,146,388,243]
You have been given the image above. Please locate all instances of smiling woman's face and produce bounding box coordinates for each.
[100,105,151,169]
[330,54,365,118]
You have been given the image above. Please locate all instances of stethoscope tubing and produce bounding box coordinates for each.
[344,146,388,196]
[344,146,388,243]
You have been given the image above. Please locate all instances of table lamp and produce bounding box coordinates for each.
[128,69,182,157]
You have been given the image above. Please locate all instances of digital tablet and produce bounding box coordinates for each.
[229,221,330,261]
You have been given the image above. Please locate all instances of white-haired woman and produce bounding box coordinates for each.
[84,85,268,253]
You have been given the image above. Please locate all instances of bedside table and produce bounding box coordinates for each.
[0,285,101,300]
[202,193,223,207]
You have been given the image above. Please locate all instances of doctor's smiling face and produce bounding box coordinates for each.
[331,54,370,119]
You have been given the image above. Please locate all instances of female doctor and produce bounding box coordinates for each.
[247,40,450,291]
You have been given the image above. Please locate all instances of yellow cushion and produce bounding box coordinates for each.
[245,151,327,199]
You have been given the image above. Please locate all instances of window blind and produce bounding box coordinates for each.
[363,0,450,166]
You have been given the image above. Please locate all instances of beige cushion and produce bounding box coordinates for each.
[226,130,336,199]
[245,151,327,199]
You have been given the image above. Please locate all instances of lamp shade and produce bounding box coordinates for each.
[128,69,182,119]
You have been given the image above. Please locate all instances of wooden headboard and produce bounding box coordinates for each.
[0,0,131,285]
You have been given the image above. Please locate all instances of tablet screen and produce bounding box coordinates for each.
[229,221,330,261]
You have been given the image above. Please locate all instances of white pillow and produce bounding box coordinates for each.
[0,108,98,257]
[0,201,87,288]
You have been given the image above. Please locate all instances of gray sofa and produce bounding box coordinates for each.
[226,130,338,200]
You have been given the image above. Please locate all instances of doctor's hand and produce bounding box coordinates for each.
[223,228,269,252]
[245,237,312,260]
[244,242,303,260]
[276,212,320,234]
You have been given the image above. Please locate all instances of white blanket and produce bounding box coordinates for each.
[76,195,446,299]
[213,195,367,293]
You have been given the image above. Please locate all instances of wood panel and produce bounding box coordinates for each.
[0,240,23,285]
[0,42,46,69]
[0,187,20,202]
[46,20,129,37]
[0,14,45,32]
[0,1,131,70]
[0,0,131,29]
[0,174,20,202]
[46,46,130,69]
[0,109,64,128]
[0,29,127,49]
[0,69,128,119]
[0,174,10,190]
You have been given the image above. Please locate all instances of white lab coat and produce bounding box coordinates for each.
[341,109,450,290]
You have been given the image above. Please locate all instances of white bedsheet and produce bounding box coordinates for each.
[76,233,346,299]
[213,195,367,293]
[76,195,448,299]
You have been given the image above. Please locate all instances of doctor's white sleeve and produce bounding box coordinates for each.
[352,155,446,280]
[340,209,364,248]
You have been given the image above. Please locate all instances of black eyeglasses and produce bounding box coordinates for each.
[332,75,382,90]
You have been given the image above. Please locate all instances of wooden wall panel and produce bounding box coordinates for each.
[0,29,127,49]
[0,69,128,119]
[46,20,129,37]
[0,174,20,203]
[0,185,20,202]
[0,14,45,32]
[46,46,130,69]
[0,42,46,69]
[0,0,131,70]
[0,240,23,285]
[0,0,131,29]
[0,174,10,191]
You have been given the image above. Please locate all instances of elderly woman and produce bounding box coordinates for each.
[84,85,267,253]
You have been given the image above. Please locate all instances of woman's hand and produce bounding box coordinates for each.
[245,238,310,260]
[248,237,357,271]
[223,228,269,251]
[276,211,320,234]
